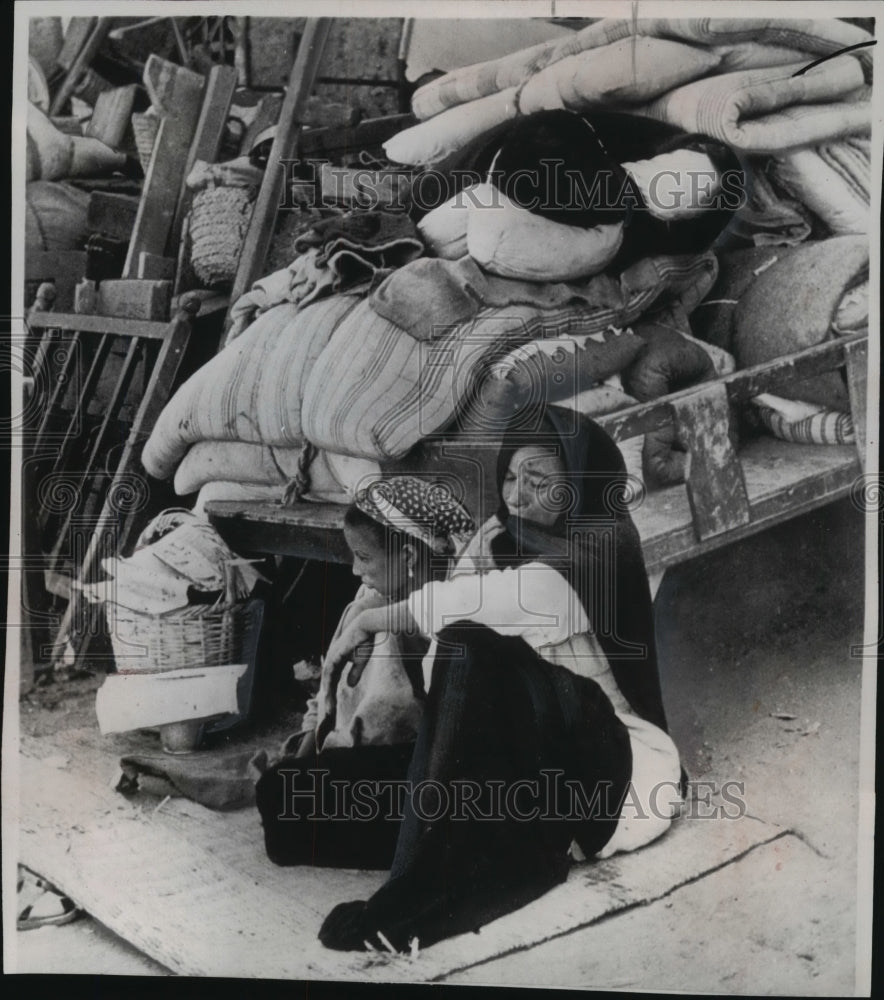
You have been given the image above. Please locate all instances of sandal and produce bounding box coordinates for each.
[17,865,82,931]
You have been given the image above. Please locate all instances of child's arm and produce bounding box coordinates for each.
[325,600,418,676]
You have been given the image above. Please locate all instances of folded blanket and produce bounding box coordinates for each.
[389,38,719,165]
[411,17,874,119]
[142,296,359,480]
[641,58,869,153]
[722,166,813,250]
[176,440,380,501]
[770,138,870,235]
[733,236,869,409]
[517,37,721,115]
[303,253,717,460]
[227,209,424,340]
[371,254,673,342]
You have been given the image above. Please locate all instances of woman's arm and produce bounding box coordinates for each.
[409,564,590,649]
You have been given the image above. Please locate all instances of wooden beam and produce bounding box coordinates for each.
[596,334,868,443]
[123,57,205,277]
[844,338,868,470]
[169,64,239,255]
[137,253,177,280]
[96,279,172,321]
[50,18,113,116]
[672,383,751,541]
[225,18,333,343]
[28,311,171,341]
[84,85,138,148]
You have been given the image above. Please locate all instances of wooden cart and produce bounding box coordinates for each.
[204,332,869,578]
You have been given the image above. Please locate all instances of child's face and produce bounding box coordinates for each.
[343,522,409,599]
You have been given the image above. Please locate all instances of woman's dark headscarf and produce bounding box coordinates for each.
[491,406,669,732]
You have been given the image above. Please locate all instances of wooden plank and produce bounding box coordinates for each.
[205,437,859,577]
[55,17,97,71]
[84,85,138,148]
[635,439,859,575]
[28,310,170,341]
[49,18,113,116]
[122,57,206,277]
[225,19,333,342]
[97,279,172,321]
[169,63,239,254]
[87,192,140,240]
[844,338,868,470]
[137,253,177,280]
[672,383,751,541]
[597,334,867,443]
[205,500,350,563]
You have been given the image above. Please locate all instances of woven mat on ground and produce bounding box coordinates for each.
[17,724,789,982]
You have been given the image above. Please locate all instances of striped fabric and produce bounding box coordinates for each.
[301,253,717,460]
[411,16,874,120]
[144,253,716,477]
[641,59,869,153]
[771,138,871,235]
[141,295,359,480]
[753,393,855,445]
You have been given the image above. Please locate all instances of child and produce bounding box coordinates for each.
[255,476,474,870]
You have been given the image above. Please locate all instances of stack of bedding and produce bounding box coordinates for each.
[141,16,871,512]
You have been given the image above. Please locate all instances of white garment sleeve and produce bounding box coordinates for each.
[408,562,589,650]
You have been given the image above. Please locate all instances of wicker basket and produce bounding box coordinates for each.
[107,600,255,675]
[131,111,160,173]
[188,185,254,287]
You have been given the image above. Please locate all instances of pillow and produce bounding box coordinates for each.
[518,37,721,114]
[467,183,624,282]
[479,328,645,418]
[384,87,520,166]
[417,189,470,259]
[622,149,721,220]
[621,326,717,402]
[751,392,854,446]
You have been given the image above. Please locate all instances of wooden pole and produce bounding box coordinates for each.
[224,18,333,345]
[49,18,113,116]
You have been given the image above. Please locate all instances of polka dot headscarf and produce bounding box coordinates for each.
[354,476,476,555]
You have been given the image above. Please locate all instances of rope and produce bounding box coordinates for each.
[282,440,317,507]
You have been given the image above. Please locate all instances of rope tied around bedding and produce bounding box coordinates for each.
[282,440,317,507]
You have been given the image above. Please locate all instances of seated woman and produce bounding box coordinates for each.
[255,476,475,870]
[319,407,682,952]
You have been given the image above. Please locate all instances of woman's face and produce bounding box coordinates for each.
[501,446,566,528]
[343,522,411,599]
